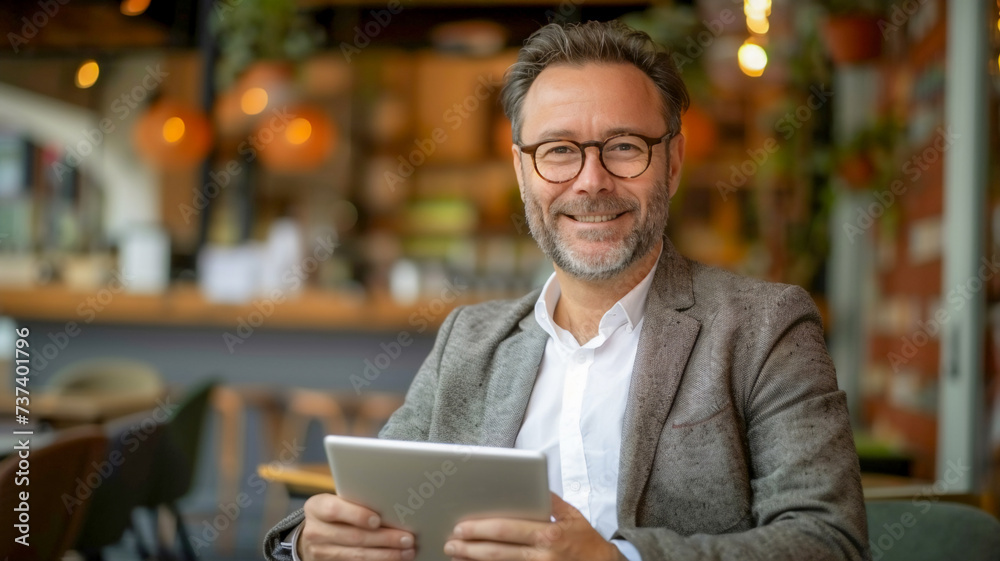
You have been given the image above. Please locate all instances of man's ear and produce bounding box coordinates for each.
[668,133,686,199]
[511,143,526,202]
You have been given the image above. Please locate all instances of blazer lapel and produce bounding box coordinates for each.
[617,239,701,527]
[479,311,548,448]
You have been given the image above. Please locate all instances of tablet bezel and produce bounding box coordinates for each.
[323,435,551,561]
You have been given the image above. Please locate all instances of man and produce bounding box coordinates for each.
[265,20,869,561]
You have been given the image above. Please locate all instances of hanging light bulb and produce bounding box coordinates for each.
[738,41,768,77]
[120,0,150,16]
[747,14,770,35]
[76,60,99,89]
[134,100,213,168]
[240,87,269,115]
[257,105,336,172]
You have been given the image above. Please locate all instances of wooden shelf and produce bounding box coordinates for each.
[0,284,499,331]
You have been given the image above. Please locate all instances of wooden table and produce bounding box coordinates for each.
[259,462,336,497]
[260,464,983,507]
[0,391,165,428]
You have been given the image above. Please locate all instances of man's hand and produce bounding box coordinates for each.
[442,493,626,561]
[298,493,416,561]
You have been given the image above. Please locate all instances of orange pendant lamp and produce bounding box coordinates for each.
[257,104,335,171]
[134,99,213,168]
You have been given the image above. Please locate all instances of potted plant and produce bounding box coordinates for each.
[210,0,324,90]
[819,0,888,64]
[833,115,902,191]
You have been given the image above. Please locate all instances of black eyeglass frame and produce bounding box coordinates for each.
[517,131,676,184]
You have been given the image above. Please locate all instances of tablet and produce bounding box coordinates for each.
[324,435,550,561]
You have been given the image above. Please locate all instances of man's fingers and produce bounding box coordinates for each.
[305,493,381,528]
[444,538,528,561]
[302,519,414,549]
[451,519,552,546]
[550,493,580,520]
[300,543,416,561]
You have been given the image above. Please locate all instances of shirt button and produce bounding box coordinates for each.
[569,480,581,492]
[575,354,586,364]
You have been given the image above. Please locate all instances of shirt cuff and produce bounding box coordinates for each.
[611,538,642,561]
[288,521,305,561]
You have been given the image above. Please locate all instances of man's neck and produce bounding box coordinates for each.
[552,240,663,344]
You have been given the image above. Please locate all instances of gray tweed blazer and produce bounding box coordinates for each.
[264,239,870,561]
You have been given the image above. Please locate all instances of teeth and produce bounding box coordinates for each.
[574,214,618,223]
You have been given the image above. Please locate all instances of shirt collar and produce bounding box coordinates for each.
[533,245,662,344]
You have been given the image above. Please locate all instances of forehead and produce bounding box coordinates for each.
[520,62,666,140]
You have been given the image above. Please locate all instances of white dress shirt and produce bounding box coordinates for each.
[289,256,658,561]
[515,256,660,561]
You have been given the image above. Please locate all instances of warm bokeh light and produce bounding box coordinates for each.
[120,0,150,16]
[738,41,767,77]
[240,87,269,115]
[75,60,99,89]
[747,15,770,35]
[257,105,335,171]
[744,0,771,17]
[134,100,212,167]
[162,117,186,143]
[286,118,313,145]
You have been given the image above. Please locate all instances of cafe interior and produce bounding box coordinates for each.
[1,0,999,559]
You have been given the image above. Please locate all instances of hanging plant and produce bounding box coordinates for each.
[210,0,325,90]
[818,0,890,64]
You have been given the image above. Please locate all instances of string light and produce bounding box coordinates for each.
[240,87,269,115]
[120,0,150,16]
[162,117,186,143]
[738,41,768,77]
[75,60,99,89]
[286,118,313,145]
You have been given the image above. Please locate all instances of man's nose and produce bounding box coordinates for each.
[571,146,614,195]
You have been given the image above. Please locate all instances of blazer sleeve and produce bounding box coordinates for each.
[614,286,870,561]
[261,308,462,561]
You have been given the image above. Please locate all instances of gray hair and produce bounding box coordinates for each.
[501,20,690,144]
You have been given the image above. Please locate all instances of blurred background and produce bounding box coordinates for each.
[0,0,999,559]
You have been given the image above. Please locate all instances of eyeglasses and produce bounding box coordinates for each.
[518,132,674,184]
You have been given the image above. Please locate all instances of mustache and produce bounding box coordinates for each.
[549,196,640,216]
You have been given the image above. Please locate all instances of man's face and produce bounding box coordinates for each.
[512,62,685,281]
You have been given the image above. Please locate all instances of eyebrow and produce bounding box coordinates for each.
[529,127,651,142]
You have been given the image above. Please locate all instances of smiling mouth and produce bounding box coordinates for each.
[569,213,624,223]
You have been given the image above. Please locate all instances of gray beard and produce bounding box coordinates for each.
[523,175,670,282]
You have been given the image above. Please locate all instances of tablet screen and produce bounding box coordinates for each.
[324,435,550,561]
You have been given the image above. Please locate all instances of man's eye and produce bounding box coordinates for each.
[607,142,640,152]
[542,145,577,156]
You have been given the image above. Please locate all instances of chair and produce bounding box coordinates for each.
[140,379,217,560]
[0,426,107,561]
[46,357,164,396]
[352,392,405,437]
[261,389,351,533]
[866,500,1000,561]
[72,410,165,561]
